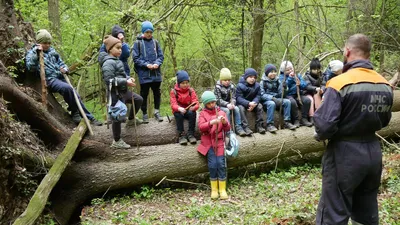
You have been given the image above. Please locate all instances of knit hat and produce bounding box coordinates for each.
[243,68,258,80]
[220,68,232,80]
[141,21,154,33]
[176,70,190,83]
[264,64,277,76]
[329,60,344,73]
[103,35,121,52]
[111,25,125,38]
[201,91,217,105]
[310,58,321,70]
[36,29,52,43]
[280,61,293,72]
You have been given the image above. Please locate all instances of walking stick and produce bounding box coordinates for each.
[62,73,94,136]
[39,51,47,107]
[131,87,140,150]
[294,74,303,106]
[229,90,236,133]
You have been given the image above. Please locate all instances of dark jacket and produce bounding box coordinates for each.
[314,60,393,141]
[99,52,128,93]
[236,76,262,107]
[132,35,164,84]
[260,73,286,102]
[278,72,309,97]
[214,80,237,107]
[26,46,68,81]
[322,68,337,84]
[99,42,131,77]
[303,71,326,94]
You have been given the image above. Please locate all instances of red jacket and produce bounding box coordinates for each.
[170,84,199,114]
[198,107,231,156]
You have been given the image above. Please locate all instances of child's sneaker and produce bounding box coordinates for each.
[243,126,253,136]
[90,119,103,126]
[71,111,82,124]
[266,124,277,133]
[300,118,313,127]
[187,133,197,144]
[142,114,149,124]
[235,125,246,137]
[257,125,266,134]
[179,134,188,145]
[284,121,297,130]
[154,112,163,122]
[293,120,300,128]
[126,118,143,127]
[111,139,131,149]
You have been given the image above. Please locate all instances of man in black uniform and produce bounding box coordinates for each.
[314,34,393,225]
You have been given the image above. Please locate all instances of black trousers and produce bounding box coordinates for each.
[238,103,264,129]
[287,95,311,120]
[140,82,161,115]
[111,90,143,141]
[173,111,196,135]
[316,139,382,225]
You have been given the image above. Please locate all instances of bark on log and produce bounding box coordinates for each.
[51,111,400,225]
[13,121,87,225]
[90,90,400,147]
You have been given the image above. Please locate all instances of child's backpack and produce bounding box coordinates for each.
[224,131,239,158]
[108,100,127,122]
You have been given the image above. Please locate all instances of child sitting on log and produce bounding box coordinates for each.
[198,91,231,200]
[214,68,246,136]
[303,58,324,123]
[99,35,143,149]
[170,70,199,145]
[260,64,297,131]
[236,68,266,135]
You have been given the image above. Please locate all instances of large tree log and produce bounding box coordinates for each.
[51,111,400,224]
[13,121,87,225]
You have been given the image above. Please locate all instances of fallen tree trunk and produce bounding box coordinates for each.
[13,121,87,225]
[51,111,400,224]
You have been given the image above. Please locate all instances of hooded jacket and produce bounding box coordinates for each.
[26,46,68,81]
[303,70,326,94]
[99,51,127,92]
[260,73,286,102]
[214,80,237,107]
[169,83,199,114]
[236,75,262,107]
[198,107,231,156]
[279,72,308,97]
[132,35,164,84]
[99,42,130,77]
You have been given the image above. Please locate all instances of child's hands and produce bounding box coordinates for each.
[147,64,154,69]
[178,107,186,114]
[210,118,221,125]
[289,71,295,77]
[189,106,195,111]
[219,116,227,124]
[248,102,257,111]
[227,103,234,110]
[60,67,67,74]
[153,64,159,69]
[127,78,136,87]
[295,78,300,86]
[36,44,43,51]
[117,33,124,41]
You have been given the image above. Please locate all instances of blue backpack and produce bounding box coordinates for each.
[108,100,127,122]
[225,131,239,158]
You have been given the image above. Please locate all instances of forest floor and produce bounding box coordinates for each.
[78,148,400,225]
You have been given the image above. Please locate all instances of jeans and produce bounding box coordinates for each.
[173,110,196,134]
[47,78,94,120]
[271,98,291,122]
[140,82,161,115]
[207,147,226,180]
[220,106,242,127]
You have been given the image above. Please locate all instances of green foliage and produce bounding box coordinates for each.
[131,185,155,199]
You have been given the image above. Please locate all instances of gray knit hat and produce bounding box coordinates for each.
[36,29,52,43]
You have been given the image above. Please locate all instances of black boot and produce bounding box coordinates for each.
[284,121,297,130]
[243,126,253,136]
[178,133,188,145]
[257,123,266,134]
[235,125,247,137]
[300,118,313,127]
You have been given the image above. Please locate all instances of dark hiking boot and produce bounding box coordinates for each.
[142,114,149,124]
[71,111,82,125]
[300,118,313,127]
[284,121,297,130]
[90,119,103,126]
[187,133,197,144]
[243,126,253,136]
[293,120,300,128]
[235,125,247,137]
[257,124,266,134]
[154,111,163,122]
[266,124,278,133]
[179,134,188,145]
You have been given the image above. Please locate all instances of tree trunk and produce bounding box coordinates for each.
[48,0,62,46]
[50,112,400,224]
[250,0,264,73]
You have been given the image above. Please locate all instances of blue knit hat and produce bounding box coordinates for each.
[264,64,277,76]
[243,68,258,80]
[176,70,190,83]
[141,21,154,33]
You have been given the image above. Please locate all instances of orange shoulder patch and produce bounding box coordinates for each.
[326,68,390,91]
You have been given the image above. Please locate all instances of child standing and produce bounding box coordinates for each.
[214,68,246,137]
[260,64,297,131]
[99,35,143,148]
[170,70,199,145]
[133,21,164,123]
[303,58,324,123]
[198,91,231,199]
[236,68,266,135]
[279,61,313,127]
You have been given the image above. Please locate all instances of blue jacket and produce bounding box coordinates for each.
[26,45,68,81]
[279,72,308,97]
[314,60,393,141]
[236,76,262,107]
[260,72,286,102]
[98,42,131,77]
[132,35,164,84]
